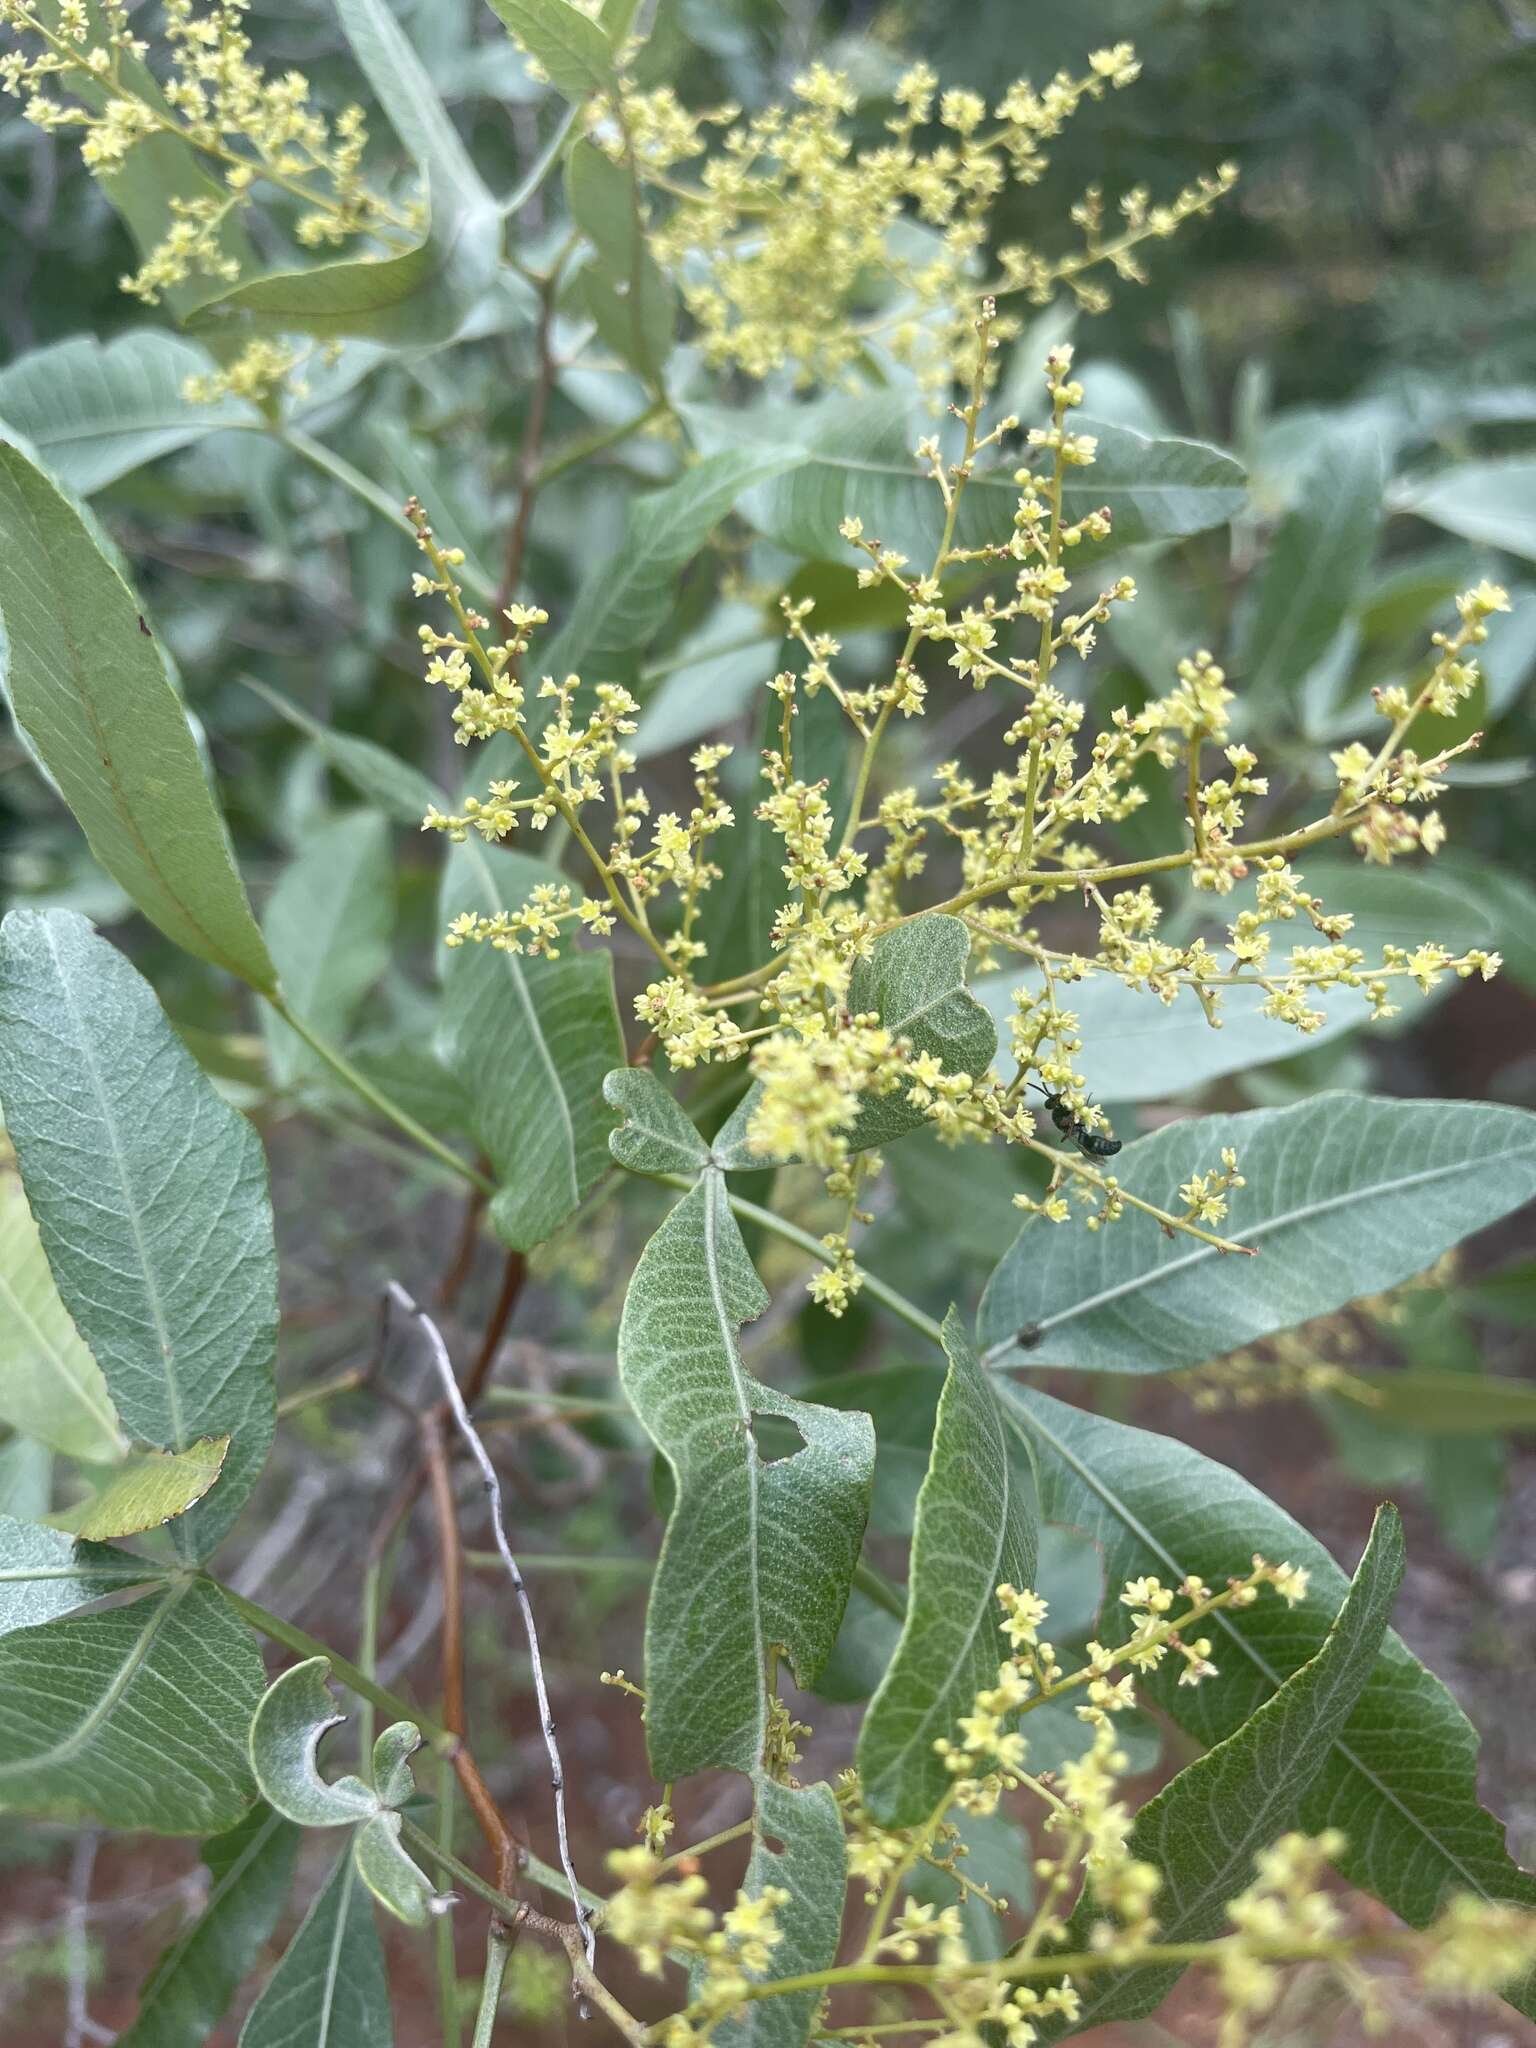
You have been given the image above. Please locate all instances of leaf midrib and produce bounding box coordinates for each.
[870,1341,1014,1795]
[0,1580,185,1780]
[316,1856,358,2048]
[701,1169,767,1763]
[999,1146,1511,1350]
[459,838,580,1206]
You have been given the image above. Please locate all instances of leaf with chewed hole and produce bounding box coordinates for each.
[619,1171,873,1779]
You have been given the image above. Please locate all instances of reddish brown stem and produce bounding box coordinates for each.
[465,1248,527,1405]
[438,1178,488,1310]
[494,277,560,616]
[422,1408,522,1898]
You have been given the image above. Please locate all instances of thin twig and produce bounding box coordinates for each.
[495,267,562,616]
[62,1830,97,2048]
[465,1249,528,1405]
[439,1180,488,1310]
[516,1904,649,2046]
[386,1283,595,1965]
[422,1409,523,1898]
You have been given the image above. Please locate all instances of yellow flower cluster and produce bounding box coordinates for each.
[1,0,415,310]
[604,45,1232,392]
[602,1844,791,2042]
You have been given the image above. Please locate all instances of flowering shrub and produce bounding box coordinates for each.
[0,3,1533,2045]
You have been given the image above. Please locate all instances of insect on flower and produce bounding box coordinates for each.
[1028,1081,1123,1159]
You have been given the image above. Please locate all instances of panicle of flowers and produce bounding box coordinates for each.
[600,44,1230,392]
[1,0,416,314]
[602,1843,793,2039]
[409,499,743,979]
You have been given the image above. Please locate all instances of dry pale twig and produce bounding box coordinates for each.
[385,1281,595,1965]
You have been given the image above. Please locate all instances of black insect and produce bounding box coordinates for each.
[1028,1082,1122,1160]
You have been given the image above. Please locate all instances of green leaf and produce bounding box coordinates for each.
[187,192,501,350]
[0,1435,52,1520]
[538,449,801,690]
[0,332,257,495]
[604,1066,711,1176]
[0,1511,162,1636]
[436,839,625,1248]
[263,813,395,1090]
[0,443,276,988]
[979,1095,1536,1373]
[845,913,997,1150]
[240,676,445,826]
[250,1658,379,1828]
[0,910,278,1558]
[1236,427,1384,701]
[53,1437,229,1540]
[619,1171,874,1778]
[1048,1503,1404,2037]
[0,1579,263,1832]
[708,1777,848,2048]
[566,140,676,377]
[482,0,616,98]
[250,1661,439,1926]
[1431,852,1536,995]
[887,1128,1040,1266]
[1000,1384,1536,2013]
[0,1156,125,1462]
[1402,459,1536,562]
[632,610,779,761]
[689,398,1245,565]
[118,1804,301,2048]
[351,1806,439,1928]
[238,1848,392,2048]
[715,913,996,1167]
[336,0,493,219]
[857,1308,1038,1826]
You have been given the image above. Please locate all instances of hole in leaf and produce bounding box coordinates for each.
[750,1413,806,1466]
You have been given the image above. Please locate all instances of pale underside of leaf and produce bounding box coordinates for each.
[858,1307,1037,1826]
[620,1171,873,1780]
[980,1094,1536,1372]
[709,1776,848,2048]
[0,1161,124,1462]
[0,909,278,1560]
[0,1580,263,1833]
